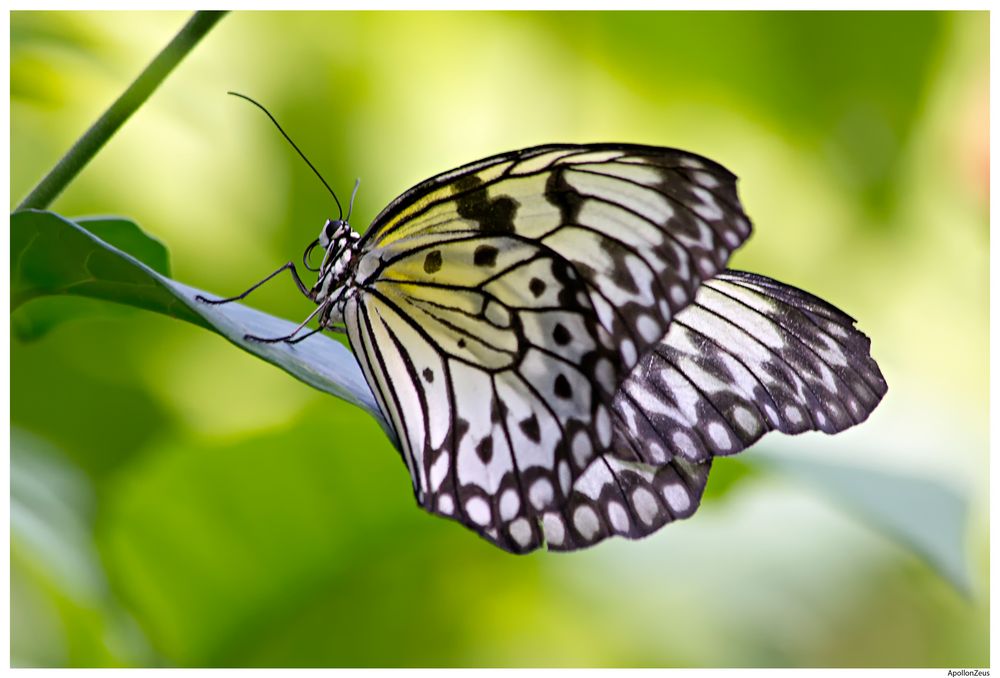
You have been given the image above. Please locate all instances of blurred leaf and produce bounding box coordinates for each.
[553,11,945,220]
[700,457,759,503]
[759,451,972,594]
[14,296,134,342]
[12,429,102,594]
[12,215,170,341]
[98,408,554,667]
[11,321,174,478]
[10,209,389,438]
[11,427,154,667]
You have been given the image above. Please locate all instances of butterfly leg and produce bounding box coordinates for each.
[284,326,325,344]
[195,261,310,304]
[248,321,339,345]
[280,292,350,343]
[244,300,326,344]
[278,291,351,343]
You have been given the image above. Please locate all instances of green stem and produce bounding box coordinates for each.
[15,10,228,212]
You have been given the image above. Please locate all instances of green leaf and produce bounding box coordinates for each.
[10,210,390,439]
[758,451,973,594]
[11,210,192,317]
[12,216,170,341]
[74,216,171,276]
[11,427,155,666]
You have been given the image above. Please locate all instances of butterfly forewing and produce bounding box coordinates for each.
[350,237,618,551]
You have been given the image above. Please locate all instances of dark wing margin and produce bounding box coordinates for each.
[530,269,887,552]
[539,456,711,552]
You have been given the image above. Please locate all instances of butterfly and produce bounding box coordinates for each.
[202,96,887,554]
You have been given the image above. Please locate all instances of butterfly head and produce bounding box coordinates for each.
[318,218,350,250]
[306,218,361,304]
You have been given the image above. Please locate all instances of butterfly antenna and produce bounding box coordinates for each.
[347,178,361,222]
[227,91,344,220]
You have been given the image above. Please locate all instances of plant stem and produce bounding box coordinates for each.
[15,10,228,212]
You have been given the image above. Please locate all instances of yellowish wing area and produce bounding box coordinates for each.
[370,235,539,371]
[372,161,516,249]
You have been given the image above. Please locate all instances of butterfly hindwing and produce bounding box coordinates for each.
[611,270,889,469]
[521,270,888,552]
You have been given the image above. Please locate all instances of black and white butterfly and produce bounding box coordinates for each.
[203,97,887,553]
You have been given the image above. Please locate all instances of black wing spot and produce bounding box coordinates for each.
[422,367,434,383]
[554,373,572,399]
[476,436,494,463]
[491,395,508,424]
[453,174,519,234]
[529,277,547,298]
[458,338,466,349]
[424,250,442,274]
[544,168,584,223]
[519,413,541,443]
[553,322,571,345]
[474,244,500,267]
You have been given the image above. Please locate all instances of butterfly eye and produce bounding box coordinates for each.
[317,219,337,248]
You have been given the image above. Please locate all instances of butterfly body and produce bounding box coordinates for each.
[214,141,887,554]
[304,219,359,324]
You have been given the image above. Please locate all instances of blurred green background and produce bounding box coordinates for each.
[10,10,988,668]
